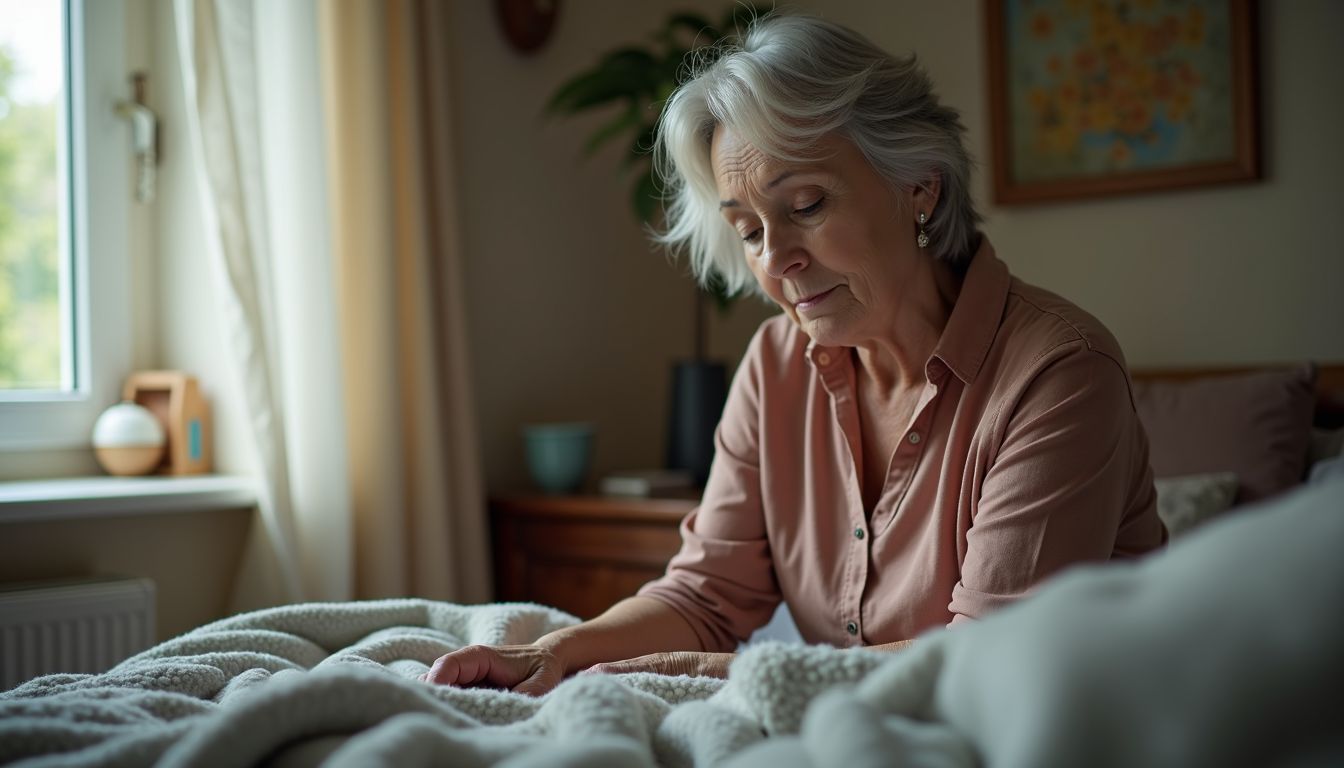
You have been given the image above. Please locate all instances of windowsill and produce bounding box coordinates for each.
[0,475,257,524]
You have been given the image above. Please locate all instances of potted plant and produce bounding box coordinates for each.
[546,5,761,485]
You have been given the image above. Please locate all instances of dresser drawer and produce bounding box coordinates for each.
[490,495,693,619]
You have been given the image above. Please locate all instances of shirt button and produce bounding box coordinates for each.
[846,621,859,636]
[908,431,921,445]
[853,527,865,540]
[817,352,831,366]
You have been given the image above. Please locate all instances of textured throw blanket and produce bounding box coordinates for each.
[4,478,1343,767]
[0,600,891,767]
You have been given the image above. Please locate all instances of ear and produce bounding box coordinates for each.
[912,174,942,219]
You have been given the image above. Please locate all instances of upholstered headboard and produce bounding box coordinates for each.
[1131,362,1344,429]
[1126,362,1344,534]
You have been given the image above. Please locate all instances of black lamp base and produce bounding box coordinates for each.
[667,361,728,487]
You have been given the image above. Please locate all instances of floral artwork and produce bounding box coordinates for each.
[988,0,1258,203]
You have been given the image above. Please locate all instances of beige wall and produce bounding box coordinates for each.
[450,0,1344,493]
[0,508,252,641]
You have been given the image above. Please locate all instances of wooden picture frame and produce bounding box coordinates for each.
[986,0,1260,205]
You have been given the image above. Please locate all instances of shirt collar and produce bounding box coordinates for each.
[802,236,1010,383]
[932,236,1010,385]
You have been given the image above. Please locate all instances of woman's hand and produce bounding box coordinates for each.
[581,651,734,679]
[418,598,711,696]
[420,644,566,697]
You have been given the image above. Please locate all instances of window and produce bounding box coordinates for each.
[0,0,132,451]
[0,0,65,391]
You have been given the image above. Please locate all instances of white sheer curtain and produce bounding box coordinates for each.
[176,0,311,606]
[175,0,489,607]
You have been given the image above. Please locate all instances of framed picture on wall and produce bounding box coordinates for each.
[986,0,1260,204]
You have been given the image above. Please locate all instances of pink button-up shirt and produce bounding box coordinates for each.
[639,239,1167,650]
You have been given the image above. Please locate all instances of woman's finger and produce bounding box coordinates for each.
[424,644,567,694]
[424,644,526,687]
[424,645,483,685]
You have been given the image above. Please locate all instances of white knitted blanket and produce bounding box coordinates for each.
[0,600,889,767]
[5,479,1343,767]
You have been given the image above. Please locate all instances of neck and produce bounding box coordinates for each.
[854,259,962,392]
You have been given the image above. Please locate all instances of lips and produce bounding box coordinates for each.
[792,286,837,310]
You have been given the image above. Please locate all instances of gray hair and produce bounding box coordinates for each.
[653,13,981,296]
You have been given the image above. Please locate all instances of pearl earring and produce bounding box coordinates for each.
[917,212,930,249]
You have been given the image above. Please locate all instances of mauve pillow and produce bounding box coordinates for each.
[1133,364,1316,503]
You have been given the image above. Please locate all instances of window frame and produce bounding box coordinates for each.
[0,0,132,451]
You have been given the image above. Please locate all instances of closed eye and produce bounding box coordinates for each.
[795,198,824,216]
[741,227,762,243]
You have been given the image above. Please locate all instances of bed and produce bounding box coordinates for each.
[1129,362,1344,535]
[2,364,1342,767]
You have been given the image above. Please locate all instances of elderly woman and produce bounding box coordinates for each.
[425,14,1166,695]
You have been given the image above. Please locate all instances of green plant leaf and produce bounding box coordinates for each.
[624,122,658,168]
[583,103,641,156]
[660,49,690,89]
[598,47,663,97]
[706,271,740,313]
[721,3,766,37]
[654,76,679,107]
[631,169,660,225]
[547,68,641,114]
[665,13,718,46]
[547,48,663,114]
[600,46,659,68]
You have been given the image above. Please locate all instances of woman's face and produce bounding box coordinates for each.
[712,125,935,348]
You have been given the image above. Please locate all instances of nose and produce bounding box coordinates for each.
[760,224,807,279]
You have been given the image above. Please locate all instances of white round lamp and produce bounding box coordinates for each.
[92,402,166,476]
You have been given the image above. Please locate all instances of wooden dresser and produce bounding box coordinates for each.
[489,495,695,619]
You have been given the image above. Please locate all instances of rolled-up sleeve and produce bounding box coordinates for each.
[948,345,1160,623]
[637,334,782,652]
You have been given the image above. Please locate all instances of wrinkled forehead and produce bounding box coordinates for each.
[710,123,844,196]
[709,124,773,185]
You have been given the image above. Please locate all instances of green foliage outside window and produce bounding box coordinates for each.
[0,44,62,390]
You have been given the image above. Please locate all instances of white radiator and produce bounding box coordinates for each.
[0,577,156,691]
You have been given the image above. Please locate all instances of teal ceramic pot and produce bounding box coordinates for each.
[523,422,595,494]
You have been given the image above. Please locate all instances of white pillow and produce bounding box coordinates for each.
[1308,426,1344,466]
[728,477,1344,768]
[1154,471,1239,537]
[1310,455,1344,484]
